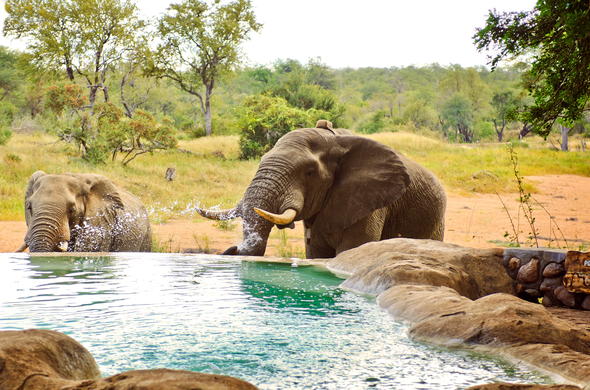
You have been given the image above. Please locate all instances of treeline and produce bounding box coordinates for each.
[1,2,589,162]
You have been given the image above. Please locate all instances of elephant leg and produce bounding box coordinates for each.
[335,208,387,255]
[305,226,336,259]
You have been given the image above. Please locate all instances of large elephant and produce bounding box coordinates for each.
[198,120,446,258]
[17,171,151,252]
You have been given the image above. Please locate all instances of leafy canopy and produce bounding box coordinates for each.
[474,0,590,136]
[148,0,260,136]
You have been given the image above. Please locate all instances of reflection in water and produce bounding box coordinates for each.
[239,262,352,316]
[0,254,551,389]
[28,256,115,279]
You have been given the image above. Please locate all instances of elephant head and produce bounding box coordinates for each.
[19,171,125,252]
[198,121,413,257]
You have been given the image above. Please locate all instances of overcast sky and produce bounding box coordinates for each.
[0,0,536,69]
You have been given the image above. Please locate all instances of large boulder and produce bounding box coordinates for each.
[0,329,258,390]
[326,239,590,387]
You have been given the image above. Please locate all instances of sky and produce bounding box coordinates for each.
[0,0,537,69]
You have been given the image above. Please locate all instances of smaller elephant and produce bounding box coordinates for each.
[17,171,151,253]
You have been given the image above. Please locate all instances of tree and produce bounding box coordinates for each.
[149,0,260,136]
[442,94,474,143]
[4,0,144,109]
[474,1,590,137]
[490,91,518,142]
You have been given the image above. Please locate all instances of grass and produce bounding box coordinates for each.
[1,130,589,221]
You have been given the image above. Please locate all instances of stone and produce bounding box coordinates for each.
[517,258,540,284]
[0,330,258,390]
[508,257,521,271]
[581,295,590,311]
[540,277,562,293]
[0,329,100,390]
[554,286,576,308]
[543,262,565,278]
[524,289,540,297]
[467,382,581,389]
[542,294,555,307]
[327,239,590,386]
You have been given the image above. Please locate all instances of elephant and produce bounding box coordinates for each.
[17,171,151,253]
[198,120,446,258]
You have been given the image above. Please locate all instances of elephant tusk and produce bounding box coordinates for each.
[196,207,238,221]
[15,242,28,252]
[253,208,297,225]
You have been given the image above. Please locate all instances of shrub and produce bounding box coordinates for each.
[56,102,178,165]
[0,127,12,145]
[0,101,17,126]
[238,95,316,159]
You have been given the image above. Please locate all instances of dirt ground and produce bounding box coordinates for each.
[2,174,589,254]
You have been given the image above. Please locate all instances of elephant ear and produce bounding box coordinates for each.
[25,171,46,200]
[24,171,46,227]
[84,176,124,225]
[315,136,410,233]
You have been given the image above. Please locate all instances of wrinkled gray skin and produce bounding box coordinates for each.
[219,126,446,258]
[21,171,151,252]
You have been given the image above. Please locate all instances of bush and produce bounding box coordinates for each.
[359,110,387,134]
[56,102,178,165]
[0,101,17,126]
[0,127,12,145]
[238,95,320,159]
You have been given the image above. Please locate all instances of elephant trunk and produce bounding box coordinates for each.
[230,158,302,256]
[27,211,70,253]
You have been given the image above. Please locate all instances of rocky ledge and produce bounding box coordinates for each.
[326,239,590,388]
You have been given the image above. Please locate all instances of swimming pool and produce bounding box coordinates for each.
[0,253,549,389]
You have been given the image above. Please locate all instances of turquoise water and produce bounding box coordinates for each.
[0,253,549,389]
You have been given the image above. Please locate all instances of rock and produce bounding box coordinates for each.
[554,286,576,308]
[83,369,258,389]
[0,330,258,390]
[543,262,565,278]
[467,382,581,389]
[328,238,511,299]
[540,277,562,293]
[0,329,100,390]
[517,258,540,284]
[524,289,540,297]
[581,295,590,310]
[542,294,555,307]
[508,257,521,271]
[328,239,590,386]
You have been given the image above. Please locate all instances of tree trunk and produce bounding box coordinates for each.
[519,123,532,139]
[102,86,109,103]
[204,86,213,136]
[560,125,569,151]
[89,86,99,111]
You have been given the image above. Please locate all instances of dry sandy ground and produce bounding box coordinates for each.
[2,174,589,254]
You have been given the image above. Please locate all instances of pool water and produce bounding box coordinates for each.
[0,253,549,389]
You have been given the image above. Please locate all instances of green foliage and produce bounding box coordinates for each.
[0,100,17,126]
[54,99,178,165]
[45,84,88,115]
[359,110,388,134]
[0,128,12,145]
[238,95,315,159]
[4,0,144,110]
[474,0,590,137]
[149,0,260,136]
[0,46,21,101]
[441,94,474,142]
